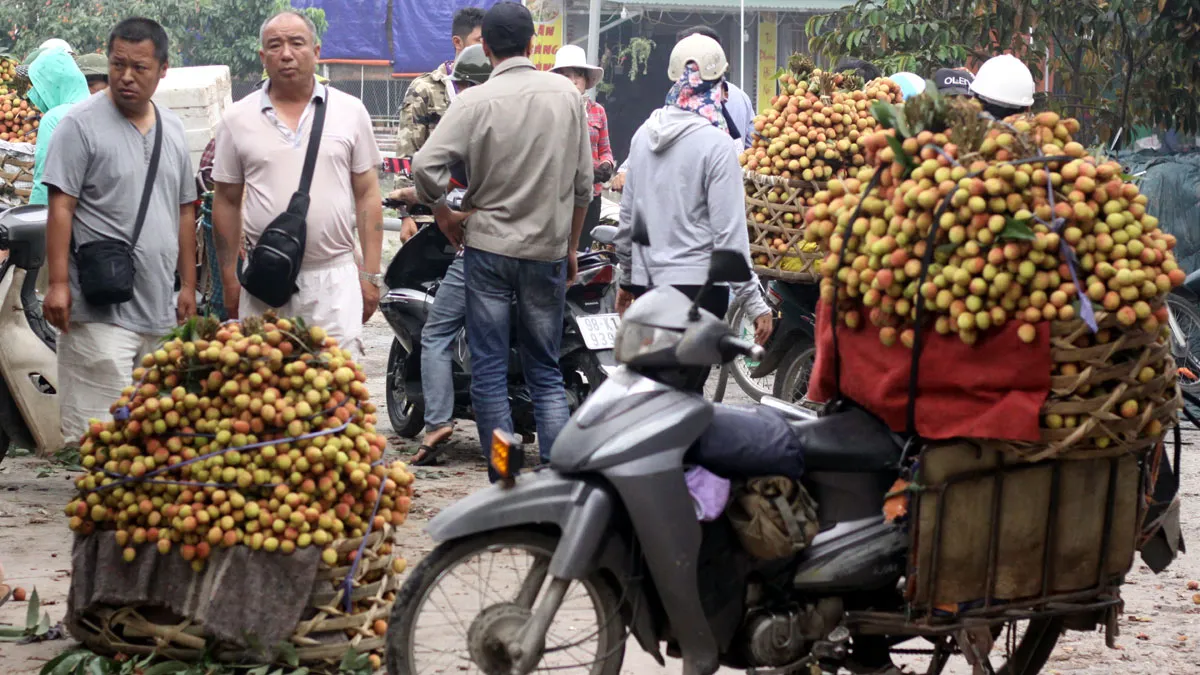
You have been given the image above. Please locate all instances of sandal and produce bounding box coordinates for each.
[412,424,455,467]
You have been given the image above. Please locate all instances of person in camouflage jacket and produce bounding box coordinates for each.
[392,7,484,241]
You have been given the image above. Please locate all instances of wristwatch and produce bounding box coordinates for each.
[360,270,385,289]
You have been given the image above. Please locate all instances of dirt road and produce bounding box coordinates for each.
[2,316,1198,674]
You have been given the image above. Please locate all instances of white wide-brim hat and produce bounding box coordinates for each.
[551,45,603,89]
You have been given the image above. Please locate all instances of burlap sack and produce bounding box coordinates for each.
[727,476,820,560]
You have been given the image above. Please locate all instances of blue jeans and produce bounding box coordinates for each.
[463,248,570,469]
[420,256,466,433]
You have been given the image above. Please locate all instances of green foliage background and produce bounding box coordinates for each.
[0,0,327,79]
[806,0,1200,145]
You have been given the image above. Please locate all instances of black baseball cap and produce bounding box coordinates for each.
[934,68,974,96]
[482,2,535,55]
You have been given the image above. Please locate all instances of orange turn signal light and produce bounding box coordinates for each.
[490,429,524,486]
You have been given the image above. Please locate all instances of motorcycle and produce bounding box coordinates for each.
[379,198,620,440]
[721,279,819,403]
[0,204,62,464]
[384,233,1088,675]
[1167,270,1200,396]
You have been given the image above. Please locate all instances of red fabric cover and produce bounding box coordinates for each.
[807,301,1053,442]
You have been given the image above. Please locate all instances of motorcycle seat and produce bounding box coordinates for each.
[1184,269,1200,297]
[788,407,903,473]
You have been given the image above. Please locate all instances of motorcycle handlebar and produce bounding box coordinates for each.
[718,335,764,362]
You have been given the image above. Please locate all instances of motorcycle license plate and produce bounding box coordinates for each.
[577,314,620,350]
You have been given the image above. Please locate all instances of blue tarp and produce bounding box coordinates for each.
[294,0,391,61]
[392,0,499,74]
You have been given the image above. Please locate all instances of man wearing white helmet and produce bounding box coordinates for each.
[969,54,1035,119]
[614,33,772,393]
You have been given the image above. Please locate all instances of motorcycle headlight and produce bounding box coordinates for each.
[614,320,682,365]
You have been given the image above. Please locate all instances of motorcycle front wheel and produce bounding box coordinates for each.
[386,529,626,675]
[386,339,425,439]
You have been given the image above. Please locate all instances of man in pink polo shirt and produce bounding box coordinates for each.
[210,10,383,355]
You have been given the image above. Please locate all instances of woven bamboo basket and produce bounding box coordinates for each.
[744,170,824,282]
[993,306,1180,462]
[72,526,405,672]
[0,140,34,207]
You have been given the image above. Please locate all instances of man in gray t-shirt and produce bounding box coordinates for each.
[41,18,197,443]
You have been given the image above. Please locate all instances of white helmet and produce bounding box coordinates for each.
[39,38,75,55]
[969,54,1035,108]
[668,34,726,82]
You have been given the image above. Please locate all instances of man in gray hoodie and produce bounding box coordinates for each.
[615,34,771,348]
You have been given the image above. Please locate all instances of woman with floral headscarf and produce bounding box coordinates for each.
[613,34,771,348]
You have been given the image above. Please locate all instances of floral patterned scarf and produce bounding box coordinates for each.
[665,62,728,134]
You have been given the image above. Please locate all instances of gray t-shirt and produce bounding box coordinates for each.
[42,92,196,335]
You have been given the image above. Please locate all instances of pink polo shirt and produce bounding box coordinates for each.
[211,81,381,266]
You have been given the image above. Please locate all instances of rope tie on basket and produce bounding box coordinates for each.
[85,421,349,494]
[904,180,961,439]
[339,457,393,613]
[915,147,1099,334]
[827,170,884,402]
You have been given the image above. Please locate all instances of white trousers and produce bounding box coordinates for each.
[240,256,364,356]
[58,322,160,443]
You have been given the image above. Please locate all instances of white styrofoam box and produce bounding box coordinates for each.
[172,105,223,130]
[184,128,215,154]
[153,66,233,115]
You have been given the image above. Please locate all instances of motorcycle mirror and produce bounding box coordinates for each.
[708,250,752,284]
[591,225,618,246]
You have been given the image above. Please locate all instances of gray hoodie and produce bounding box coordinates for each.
[615,107,770,319]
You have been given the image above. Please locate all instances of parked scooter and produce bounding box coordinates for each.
[378,200,619,439]
[385,243,1089,675]
[0,205,62,464]
[1167,270,1200,395]
[723,279,819,402]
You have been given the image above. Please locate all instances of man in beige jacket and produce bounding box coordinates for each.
[412,1,592,474]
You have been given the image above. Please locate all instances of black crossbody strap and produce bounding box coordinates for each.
[298,95,327,198]
[129,104,163,248]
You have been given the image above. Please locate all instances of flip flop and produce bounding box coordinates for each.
[412,444,449,467]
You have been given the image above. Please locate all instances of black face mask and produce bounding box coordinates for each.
[977,96,1025,121]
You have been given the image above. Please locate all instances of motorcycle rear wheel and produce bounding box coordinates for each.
[386,529,626,675]
[386,339,425,439]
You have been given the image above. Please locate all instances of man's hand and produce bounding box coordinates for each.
[44,282,72,332]
[388,187,419,204]
[611,172,625,192]
[222,282,241,320]
[567,250,579,286]
[177,285,197,324]
[754,312,775,345]
[595,161,615,184]
[400,216,418,242]
[361,278,380,323]
[616,288,635,317]
[435,206,469,249]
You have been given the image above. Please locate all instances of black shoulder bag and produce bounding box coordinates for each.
[239,96,327,308]
[75,105,162,307]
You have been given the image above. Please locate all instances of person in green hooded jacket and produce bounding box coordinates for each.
[27,48,91,206]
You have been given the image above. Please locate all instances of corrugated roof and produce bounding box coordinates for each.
[615,0,849,12]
